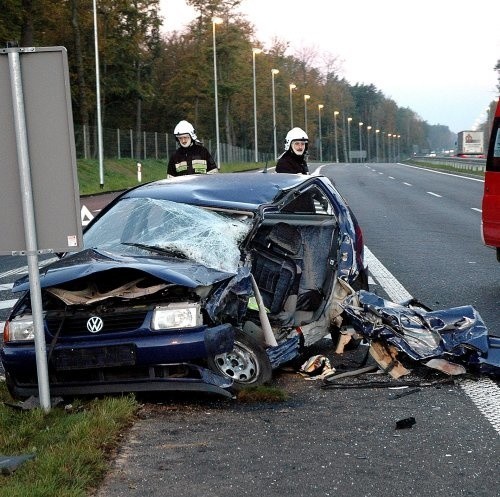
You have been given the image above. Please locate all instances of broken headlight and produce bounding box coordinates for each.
[151,303,202,330]
[4,315,35,342]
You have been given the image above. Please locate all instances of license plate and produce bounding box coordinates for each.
[53,345,136,370]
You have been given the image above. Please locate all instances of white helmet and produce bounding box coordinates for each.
[174,120,197,141]
[284,127,308,152]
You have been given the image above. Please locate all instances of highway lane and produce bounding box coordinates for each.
[315,162,499,337]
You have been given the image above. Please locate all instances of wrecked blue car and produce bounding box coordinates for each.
[1,172,368,398]
[339,291,500,378]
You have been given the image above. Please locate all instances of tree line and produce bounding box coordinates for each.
[2,0,499,161]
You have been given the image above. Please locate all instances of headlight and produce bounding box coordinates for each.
[152,303,202,330]
[4,315,35,342]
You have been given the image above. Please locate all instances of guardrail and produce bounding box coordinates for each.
[410,156,485,172]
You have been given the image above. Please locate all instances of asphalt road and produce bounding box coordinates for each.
[94,363,499,497]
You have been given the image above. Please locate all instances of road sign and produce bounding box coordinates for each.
[0,46,82,255]
[0,46,83,411]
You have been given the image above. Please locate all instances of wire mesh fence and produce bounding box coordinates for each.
[74,125,274,163]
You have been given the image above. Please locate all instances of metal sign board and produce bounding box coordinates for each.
[349,150,367,159]
[0,46,82,255]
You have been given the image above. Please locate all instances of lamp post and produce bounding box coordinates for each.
[289,83,296,128]
[93,0,104,188]
[485,106,491,142]
[375,129,380,162]
[358,122,363,163]
[387,133,392,162]
[397,134,401,161]
[252,47,262,162]
[347,117,352,162]
[303,94,310,133]
[333,110,339,163]
[212,16,223,167]
[271,69,279,159]
[317,104,324,161]
[366,125,372,162]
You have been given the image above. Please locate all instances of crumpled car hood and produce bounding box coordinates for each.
[12,248,236,293]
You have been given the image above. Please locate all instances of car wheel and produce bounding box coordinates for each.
[207,329,272,389]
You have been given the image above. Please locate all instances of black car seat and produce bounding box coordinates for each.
[251,223,303,324]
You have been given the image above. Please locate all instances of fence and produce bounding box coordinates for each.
[74,125,274,164]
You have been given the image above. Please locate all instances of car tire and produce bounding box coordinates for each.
[207,329,272,390]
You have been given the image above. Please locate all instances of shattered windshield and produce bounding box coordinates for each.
[84,197,252,273]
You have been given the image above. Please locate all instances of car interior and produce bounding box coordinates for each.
[248,185,340,329]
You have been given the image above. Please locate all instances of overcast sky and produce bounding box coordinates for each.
[159,0,499,133]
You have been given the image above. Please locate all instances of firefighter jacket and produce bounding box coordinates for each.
[275,150,309,174]
[167,142,217,177]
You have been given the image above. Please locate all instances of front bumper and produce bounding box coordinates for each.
[1,323,236,399]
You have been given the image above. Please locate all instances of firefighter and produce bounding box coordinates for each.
[275,127,309,174]
[167,120,218,177]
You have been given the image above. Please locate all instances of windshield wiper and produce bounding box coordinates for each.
[121,242,187,259]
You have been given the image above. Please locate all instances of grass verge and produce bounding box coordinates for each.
[78,159,265,195]
[236,385,288,403]
[0,382,138,497]
[400,158,485,178]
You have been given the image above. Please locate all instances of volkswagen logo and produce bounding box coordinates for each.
[87,316,104,333]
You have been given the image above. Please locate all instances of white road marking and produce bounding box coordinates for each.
[403,182,412,186]
[471,207,482,213]
[0,258,57,279]
[0,299,17,310]
[460,379,500,435]
[427,191,442,197]
[388,176,395,179]
[364,246,412,302]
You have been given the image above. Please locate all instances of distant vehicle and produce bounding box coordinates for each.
[456,130,484,158]
[1,173,368,399]
[481,100,500,262]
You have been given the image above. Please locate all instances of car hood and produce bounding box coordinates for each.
[13,248,236,293]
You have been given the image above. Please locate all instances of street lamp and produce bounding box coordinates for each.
[333,110,339,163]
[289,83,296,128]
[366,125,372,162]
[388,133,392,162]
[375,129,380,162]
[304,94,310,133]
[397,134,401,161]
[318,104,324,161]
[358,122,363,163]
[92,0,104,187]
[212,16,223,168]
[271,69,279,159]
[347,117,352,162]
[252,47,262,163]
[485,106,491,141]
